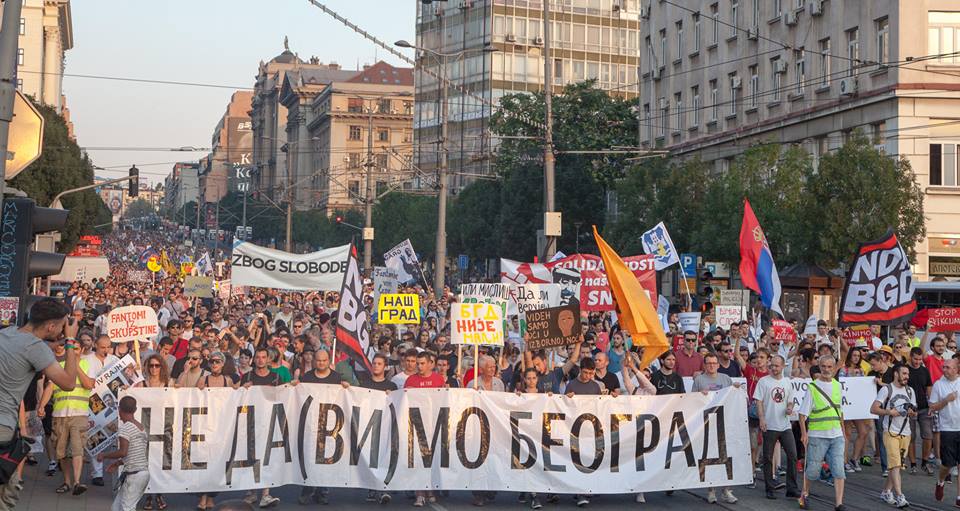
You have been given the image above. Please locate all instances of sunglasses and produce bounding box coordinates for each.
[210,359,224,364]
[723,349,734,353]
[148,363,161,368]
[189,357,200,361]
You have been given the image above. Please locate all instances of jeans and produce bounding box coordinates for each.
[804,436,846,481]
[874,419,888,471]
[0,426,22,511]
[112,471,149,511]
[762,428,799,494]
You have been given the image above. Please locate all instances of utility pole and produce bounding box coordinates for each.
[285,164,293,252]
[0,0,25,200]
[433,54,449,300]
[363,100,374,273]
[542,0,557,261]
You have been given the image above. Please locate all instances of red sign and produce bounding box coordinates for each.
[930,308,960,332]
[69,235,103,256]
[841,324,872,345]
[771,319,796,342]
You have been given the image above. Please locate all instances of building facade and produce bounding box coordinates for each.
[414,0,642,188]
[201,90,254,204]
[163,162,200,216]
[3,0,73,112]
[640,0,960,281]
[305,62,415,215]
[95,179,164,222]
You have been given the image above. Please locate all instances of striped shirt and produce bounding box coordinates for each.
[119,420,148,472]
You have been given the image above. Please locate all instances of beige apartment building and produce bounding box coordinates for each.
[414,0,642,188]
[201,90,253,204]
[641,0,960,281]
[3,0,73,112]
[303,62,415,215]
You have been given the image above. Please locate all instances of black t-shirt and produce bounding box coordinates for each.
[718,360,743,378]
[907,364,932,410]
[300,369,342,385]
[868,367,896,390]
[445,375,460,388]
[650,370,685,395]
[595,371,620,393]
[241,370,280,386]
[360,375,398,392]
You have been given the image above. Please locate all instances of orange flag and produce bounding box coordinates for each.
[593,226,669,368]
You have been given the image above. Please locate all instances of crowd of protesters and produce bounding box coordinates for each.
[1,226,960,511]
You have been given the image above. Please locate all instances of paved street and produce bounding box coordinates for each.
[13,460,952,510]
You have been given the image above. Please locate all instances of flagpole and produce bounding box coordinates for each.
[678,266,693,310]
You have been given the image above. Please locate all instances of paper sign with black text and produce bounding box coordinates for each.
[715,306,745,330]
[106,306,159,344]
[377,294,421,324]
[183,275,214,298]
[451,302,505,346]
[525,304,582,351]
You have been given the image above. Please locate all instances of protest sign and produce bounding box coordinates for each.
[184,275,214,298]
[460,283,510,332]
[377,294,421,324]
[85,355,143,457]
[216,279,231,300]
[128,385,751,494]
[383,239,423,286]
[525,304,582,351]
[677,312,701,333]
[930,308,960,332]
[146,256,161,273]
[508,283,560,318]
[501,254,657,312]
[838,230,916,327]
[715,306,744,330]
[771,319,796,342]
[719,289,750,307]
[842,324,872,345]
[231,241,349,291]
[372,266,400,305]
[106,306,159,344]
[0,297,18,327]
[126,270,151,283]
[451,302,505,346]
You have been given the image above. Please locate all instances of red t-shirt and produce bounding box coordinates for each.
[171,338,190,360]
[405,372,445,389]
[926,354,945,383]
[674,349,704,377]
[742,365,768,399]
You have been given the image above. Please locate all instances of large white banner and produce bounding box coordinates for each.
[127,386,751,494]
[230,242,349,291]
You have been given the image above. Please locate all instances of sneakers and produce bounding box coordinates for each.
[773,481,787,490]
[91,477,104,487]
[379,493,392,505]
[576,495,590,507]
[894,494,909,509]
[366,490,377,502]
[413,496,425,507]
[765,490,776,500]
[798,493,810,509]
[853,459,863,472]
[835,505,848,511]
[882,470,889,478]
[936,481,945,501]
[880,490,896,505]
[910,464,918,475]
[243,493,258,504]
[518,494,528,504]
[777,465,787,476]
[923,462,936,476]
[531,496,543,510]
[844,461,856,472]
[707,489,717,504]
[258,495,279,508]
[635,493,646,503]
[720,489,737,504]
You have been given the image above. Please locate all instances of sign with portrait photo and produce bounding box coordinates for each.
[525,304,582,351]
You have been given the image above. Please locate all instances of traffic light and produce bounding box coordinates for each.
[335,215,343,224]
[0,198,69,325]
[129,165,139,197]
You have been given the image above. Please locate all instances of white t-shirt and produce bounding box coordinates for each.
[83,353,120,379]
[753,375,795,432]
[391,372,411,389]
[798,379,844,438]
[931,376,960,432]
[875,383,916,437]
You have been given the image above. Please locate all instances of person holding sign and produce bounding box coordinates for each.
[564,356,602,508]
[405,352,444,507]
[97,396,149,511]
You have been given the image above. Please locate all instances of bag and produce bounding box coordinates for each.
[0,429,29,485]
[747,399,759,420]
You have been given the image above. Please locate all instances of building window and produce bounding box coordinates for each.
[846,27,859,75]
[378,99,392,113]
[876,17,889,65]
[659,29,667,66]
[676,21,684,58]
[403,101,413,115]
[872,121,886,147]
[773,0,782,17]
[795,48,805,93]
[348,180,361,198]
[349,126,362,140]
[929,12,960,63]
[348,153,362,168]
[929,143,959,186]
[375,153,388,169]
[729,73,739,115]
[19,18,25,35]
[658,97,668,137]
[693,13,701,52]
[674,92,683,132]
[752,0,760,27]
[378,129,389,142]
[348,98,364,113]
[771,57,782,101]
[16,79,22,92]
[819,38,831,84]
[17,48,23,66]
[730,1,739,38]
[710,79,719,121]
[710,3,719,44]
[749,65,759,106]
[643,103,651,142]
[691,85,701,127]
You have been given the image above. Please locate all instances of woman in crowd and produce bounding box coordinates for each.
[137,354,170,510]
[839,347,871,472]
[195,352,235,509]
[622,352,656,503]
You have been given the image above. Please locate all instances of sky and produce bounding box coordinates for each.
[66,0,415,185]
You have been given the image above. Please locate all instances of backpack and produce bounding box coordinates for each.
[879,383,913,435]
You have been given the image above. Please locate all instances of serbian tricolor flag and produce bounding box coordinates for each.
[739,199,784,318]
[334,244,375,372]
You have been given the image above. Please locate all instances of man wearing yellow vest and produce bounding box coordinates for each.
[38,348,96,495]
[798,355,847,511]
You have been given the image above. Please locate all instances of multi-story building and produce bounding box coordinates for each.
[163,162,200,217]
[640,0,960,281]
[249,42,357,207]
[304,61,415,214]
[414,0,642,188]
[95,178,164,221]
[3,0,73,113]
[201,90,253,204]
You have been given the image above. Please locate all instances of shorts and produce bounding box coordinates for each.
[941,430,960,467]
[882,432,911,469]
[804,436,846,481]
[932,411,941,433]
[51,415,87,460]
[908,410,934,441]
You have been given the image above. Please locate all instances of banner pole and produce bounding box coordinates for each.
[678,266,693,310]
[456,345,463,379]
[473,345,479,390]
[332,337,338,364]
[133,338,142,370]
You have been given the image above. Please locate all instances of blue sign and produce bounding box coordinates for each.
[458,254,469,270]
[680,253,697,277]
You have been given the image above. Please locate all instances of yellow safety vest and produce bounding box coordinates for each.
[808,379,842,431]
[51,359,91,415]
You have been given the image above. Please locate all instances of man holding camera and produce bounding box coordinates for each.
[870,364,917,508]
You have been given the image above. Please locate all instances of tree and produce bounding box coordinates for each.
[9,99,103,252]
[448,179,502,260]
[803,131,925,267]
[371,193,437,262]
[123,198,156,220]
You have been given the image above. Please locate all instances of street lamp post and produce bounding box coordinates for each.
[395,40,496,299]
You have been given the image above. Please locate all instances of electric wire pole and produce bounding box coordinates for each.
[543,0,557,261]
[0,0,25,200]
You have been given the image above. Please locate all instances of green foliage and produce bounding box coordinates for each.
[123,198,156,220]
[448,179,502,260]
[8,100,102,252]
[372,193,437,261]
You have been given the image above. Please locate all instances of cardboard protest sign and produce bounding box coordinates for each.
[184,275,214,298]
[715,306,744,330]
[720,289,750,307]
[451,302,505,346]
[771,319,796,342]
[85,355,144,457]
[525,304,582,351]
[372,266,400,305]
[216,279,231,300]
[677,312,701,334]
[930,308,960,332]
[377,294,421,324]
[383,239,423,286]
[460,283,510,332]
[838,229,916,327]
[842,324,873,346]
[106,306,159,344]
[508,283,561,319]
